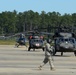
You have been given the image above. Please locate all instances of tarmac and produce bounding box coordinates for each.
[0,45,76,75]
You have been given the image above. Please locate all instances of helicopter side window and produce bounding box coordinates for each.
[69,38,75,43]
[59,38,64,42]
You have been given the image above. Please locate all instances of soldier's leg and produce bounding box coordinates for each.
[38,63,45,70]
[38,57,48,70]
[48,57,55,70]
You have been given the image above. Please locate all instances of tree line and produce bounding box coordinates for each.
[0,10,76,35]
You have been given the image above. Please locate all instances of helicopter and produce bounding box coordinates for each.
[12,30,45,49]
[15,33,27,47]
[37,25,76,56]
[52,27,76,56]
[27,31,45,51]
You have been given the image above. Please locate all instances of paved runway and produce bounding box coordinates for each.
[0,45,76,75]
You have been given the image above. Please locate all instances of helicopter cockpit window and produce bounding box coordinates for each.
[65,39,68,42]
[59,38,64,42]
[32,39,43,43]
[38,39,43,43]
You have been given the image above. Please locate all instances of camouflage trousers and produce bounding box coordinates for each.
[40,56,54,69]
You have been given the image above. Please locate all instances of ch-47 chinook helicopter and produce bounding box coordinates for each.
[53,27,76,56]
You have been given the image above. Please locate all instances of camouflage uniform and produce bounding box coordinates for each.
[38,42,55,70]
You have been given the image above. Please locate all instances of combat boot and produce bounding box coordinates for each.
[50,67,55,71]
[38,65,42,70]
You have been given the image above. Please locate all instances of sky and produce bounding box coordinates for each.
[0,0,76,15]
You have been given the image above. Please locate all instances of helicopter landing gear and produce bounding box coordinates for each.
[61,52,63,56]
[33,48,35,51]
[15,43,19,47]
[74,51,76,56]
[52,49,57,56]
[28,46,35,51]
[28,47,31,51]
[42,47,45,51]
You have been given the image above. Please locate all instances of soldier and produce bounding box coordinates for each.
[38,39,55,71]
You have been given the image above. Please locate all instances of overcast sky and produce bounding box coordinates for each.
[0,0,76,15]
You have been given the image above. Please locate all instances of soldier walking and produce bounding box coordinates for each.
[38,39,55,71]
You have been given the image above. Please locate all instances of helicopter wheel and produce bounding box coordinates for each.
[33,48,35,51]
[53,49,57,56]
[42,47,45,51]
[61,52,63,56]
[74,51,76,56]
[28,47,31,51]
